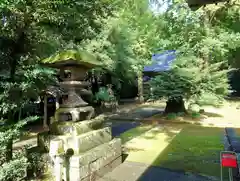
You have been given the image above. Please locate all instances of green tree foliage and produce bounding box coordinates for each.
[90,0,163,100]
[1,0,240,177]
[0,0,117,68]
[150,2,240,112]
[79,0,161,101]
[206,1,240,94]
[0,116,38,181]
[0,0,117,180]
[81,17,136,81]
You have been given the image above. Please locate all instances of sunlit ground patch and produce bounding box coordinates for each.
[121,124,182,164]
[120,124,232,178]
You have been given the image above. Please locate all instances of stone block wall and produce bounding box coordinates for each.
[41,115,122,181]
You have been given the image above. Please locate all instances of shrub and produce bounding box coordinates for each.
[191,112,201,119]
[0,117,38,181]
[166,113,177,120]
[94,86,116,102]
[27,151,48,178]
[0,149,28,181]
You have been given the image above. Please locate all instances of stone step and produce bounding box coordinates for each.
[68,138,122,181]
[49,127,112,156]
[39,116,106,152]
[55,127,112,154]
[75,127,112,153]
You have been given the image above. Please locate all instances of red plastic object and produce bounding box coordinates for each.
[221,153,238,168]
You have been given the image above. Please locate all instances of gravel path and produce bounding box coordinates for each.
[108,107,163,120]
[13,137,37,150]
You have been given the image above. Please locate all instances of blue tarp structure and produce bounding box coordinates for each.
[143,50,177,72]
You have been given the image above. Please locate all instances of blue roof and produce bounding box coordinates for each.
[143,50,176,72]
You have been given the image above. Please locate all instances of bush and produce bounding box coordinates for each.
[166,113,177,120]
[191,112,201,119]
[27,151,48,178]
[0,117,39,181]
[0,149,28,181]
[94,86,116,103]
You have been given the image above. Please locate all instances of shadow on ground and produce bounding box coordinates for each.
[102,123,225,181]
[108,106,164,121]
[107,121,141,137]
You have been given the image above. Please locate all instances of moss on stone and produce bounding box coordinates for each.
[37,131,52,152]
[49,115,105,135]
[49,121,75,135]
[41,50,101,68]
[54,107,73,123]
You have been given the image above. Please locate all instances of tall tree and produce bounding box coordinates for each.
[205,0,240,94]
[115,0,162,101]
[150,2,240,113]
[80,0,162,101]
[0,0,117,180]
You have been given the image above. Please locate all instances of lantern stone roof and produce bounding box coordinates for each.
[41,50,102,68]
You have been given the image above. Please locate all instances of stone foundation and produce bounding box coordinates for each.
[49,127,112,154]
[81,156,122,181]
[45,115,122,181]
[67,138,122,181]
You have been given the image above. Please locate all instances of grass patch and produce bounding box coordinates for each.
[153,125,223,177]
[120,124,229,178]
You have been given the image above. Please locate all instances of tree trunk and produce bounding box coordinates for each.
[5,139,13,162]
[164,97,186,114]
[137,71,144,103]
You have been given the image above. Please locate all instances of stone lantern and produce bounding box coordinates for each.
[39,50,122,181]
[41,50,100,123]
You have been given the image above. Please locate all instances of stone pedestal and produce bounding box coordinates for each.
[39,116,122,181]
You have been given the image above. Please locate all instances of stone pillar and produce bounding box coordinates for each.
[56,96,60,110]
[54,156,64,181]
[43,95,48,128]
[49,139,64,181]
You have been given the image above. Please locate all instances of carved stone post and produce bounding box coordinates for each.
[43,95,48,128]
[54,156,64,181]
[56,96,60,110]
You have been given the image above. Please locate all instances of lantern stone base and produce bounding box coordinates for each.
[65,138,121,181]
[49,116,104,135]
[50,135,122,181]
[41,115,122,181]
[49,127,112,154]
[54,106,95,122]
[38,116,105,152]
[80,156,122,181]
